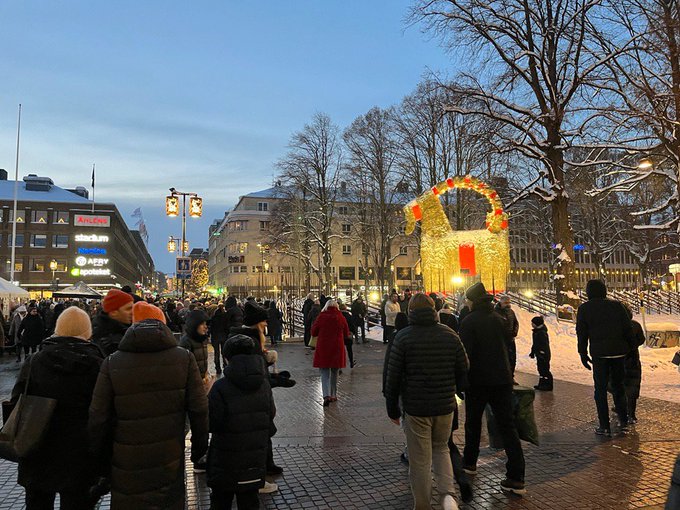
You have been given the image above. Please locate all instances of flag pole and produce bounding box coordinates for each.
[91,163,95,213]
[10,104,22,284]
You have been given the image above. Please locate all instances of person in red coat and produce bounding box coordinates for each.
[311,299,349,407]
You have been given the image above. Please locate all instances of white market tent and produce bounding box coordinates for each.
[53,281,103,299]
[0,277,29,300]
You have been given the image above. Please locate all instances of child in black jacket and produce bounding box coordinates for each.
[530,316,553,391]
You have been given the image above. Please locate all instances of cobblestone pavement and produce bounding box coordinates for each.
[0,336,677,509]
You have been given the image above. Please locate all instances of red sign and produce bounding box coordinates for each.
[74,214,110,228]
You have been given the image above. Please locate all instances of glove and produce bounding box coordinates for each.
[529,352,535,359]
[580,353,592,371]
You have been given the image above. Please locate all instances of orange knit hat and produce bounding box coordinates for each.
[132,301,166,324]
[102,289,134,313]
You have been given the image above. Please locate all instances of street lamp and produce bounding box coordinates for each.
[49,259,58,290]
[638,157,653,170]
[165,188,203,298]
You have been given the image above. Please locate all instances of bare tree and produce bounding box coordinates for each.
[412,0,623,303]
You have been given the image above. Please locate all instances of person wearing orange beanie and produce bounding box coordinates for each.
[92,289,134,356]
[133,301,166,324]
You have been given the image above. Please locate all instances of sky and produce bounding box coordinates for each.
[0,1,453,273]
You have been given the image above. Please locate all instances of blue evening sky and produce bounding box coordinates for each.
[0,1,453,273]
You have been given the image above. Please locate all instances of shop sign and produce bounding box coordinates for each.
[75,256,109,267]
[71,268,111,277]
[75,234,110,243]
[77,247,107,255]
[74,214,110,227]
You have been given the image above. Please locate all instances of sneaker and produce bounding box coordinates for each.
[193,462,207,473]
[266,464,283,475]
[595,427,611,436]
[463,465,477,475]
[442,494,459,510]
[459,481,473,503]
[500,478,526,495]
[259,481,278,494]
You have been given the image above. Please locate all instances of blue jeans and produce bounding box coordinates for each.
[319,368,339,398]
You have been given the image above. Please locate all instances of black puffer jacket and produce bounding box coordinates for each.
[459,297,513,387]
[180,310,209,378]
[89,320,209,510]
[207,354,274,491]
[530,325,550,357]
[18,313,45,347]
[91,311,129,356]
[12,337,104,492]
[225,297,244,331]
[384,307,469,420]
[576,280,633,358]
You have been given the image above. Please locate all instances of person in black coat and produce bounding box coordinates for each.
[207,335,276,508]
[459,282,526,495]
[350,295,368,343]
[305,300,321,347]
[225,296,244,331]
[576,279,633,434]
[495,295,520,377]
[91,289,134,356]
[530,316,553,391]
[18,306,45,358]
[339,304,356,368]
[619,303,645,423]
[12,307,104,510]
[210,304,229,374]
[301,294,314,346]
[267,301,283,346]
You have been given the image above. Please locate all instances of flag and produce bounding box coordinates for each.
[91,164,95,189]
[131,207,142,218]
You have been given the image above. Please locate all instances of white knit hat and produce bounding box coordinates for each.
[55,307,92,341]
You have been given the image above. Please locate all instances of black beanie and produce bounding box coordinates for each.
[223,334,255,360]
[243,301,268,326]
[465,282,488,303]
[531,316,544,327]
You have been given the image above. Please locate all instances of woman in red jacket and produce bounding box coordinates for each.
[311,299,349,407]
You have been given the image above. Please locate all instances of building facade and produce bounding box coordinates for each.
[0,173,155,298]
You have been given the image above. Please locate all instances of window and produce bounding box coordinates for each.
[259,221,270,231]
[228,242,248,254]
[53,211,69,224]
[278,266,292,273]
[30,234,47,248]
[399,225,406,235]
[232,220,248,231]
[29,258,45,272]
[239,266,248,273]
[342,224,351,234]
[5,259,22,273]
[399,246,408,256]
[342,245,352,255]
[52,235,69,248]
[8,234,24,248]
[338,206,348,215]
[257,202,269,211]
[53,259,67,272]
[9,210,25,223]
[31,210,48,224]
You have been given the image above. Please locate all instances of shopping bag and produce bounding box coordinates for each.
[485,386,539,447]
[309,336,318,348]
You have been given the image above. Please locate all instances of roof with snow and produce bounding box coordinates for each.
[0,176,92,204]
[242,186,413,205]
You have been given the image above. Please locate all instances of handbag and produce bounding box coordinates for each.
[309,336,318,348]
[672,350,680,366]
[0,357,57,461]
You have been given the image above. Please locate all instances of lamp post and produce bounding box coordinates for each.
[256,243,268,297]
[166,188,202,298]
[49,259,58,291]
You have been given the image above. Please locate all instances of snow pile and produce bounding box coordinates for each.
[645,322,680,332]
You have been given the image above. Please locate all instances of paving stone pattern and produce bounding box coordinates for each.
[0,337,677,509]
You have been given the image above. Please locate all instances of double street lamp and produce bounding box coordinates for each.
[49,259,58,291]
[256,243,269,297]
[166,188,203,298]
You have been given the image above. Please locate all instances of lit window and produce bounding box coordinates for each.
[53,211,69,224]
[9,210,25,223]
[31,210,48,224]
[30,258,45,272]
[5,259,22,272]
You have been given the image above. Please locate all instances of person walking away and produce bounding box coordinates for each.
[384,292,401,344]
[399,288,412,313]
[9,305,27,361]
[180,310,210,380]
[495,295,519,378]
[302,293,314,346]
[439,303,459,332]
[267,301,284,346]
[88,304,208,510]
[379,293,388,341]
[11,307,104,510]
[91,289,133,356]
[312,300,349,406]
[351,294,368,343]
[339,303,356,368]
[459,282,526,495]
[529,316,553,391]
[305,299,321,348]
[384,293,468,510]
[210,303,229,375]
[576,279,633,435]
[207,335,277,509]
[621,303,645,424]
[18,306,45,359]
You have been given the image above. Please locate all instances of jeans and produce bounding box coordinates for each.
[353,315,365,341]
[210,489,260,510]
[403,413,456,510]
[25,489,95,510]
[212,339,223,373]
[464,385,525,482]
[319,368,339,397]
[593,357,628,428]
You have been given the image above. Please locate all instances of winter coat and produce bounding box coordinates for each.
[306,304,321,331]
[302,298,314,321]
[311,308,349,369]
[18,314,45,347]
[439,310,459,333]
[495,304,519,341]
[267,306,283,337]
[458,297,513,387]
[91,311,129,356]
[385,301,400,327]
[12,337,104,492]
[341,310,356,342]
[384,307,469,420]
[225,302,244,331]
[399,296,410,314]
[458,305,471,325]
[530,325,550,357]
[206,354,274,492]
[180,311,210,379]
[623,320,645,398]
[89,320,209,510]
[8,312,25,345]
[576,280,632,358]
[380,298,387,327]
[210,308,230,344]
[350,299,367,318]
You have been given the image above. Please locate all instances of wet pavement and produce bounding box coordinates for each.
[0,337,677,509]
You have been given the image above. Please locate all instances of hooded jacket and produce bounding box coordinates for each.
[225,297,244,331]
[12,337,104,492]
[384,306,469,420]
[180,311,209,378]
[91,311,129,356]
[206,354,274,491]
[89,320,208,510]
[576,280,633,358]
[458,296,513,387]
